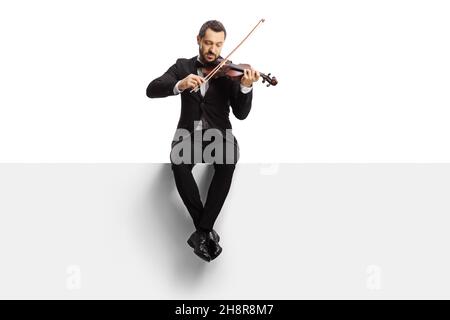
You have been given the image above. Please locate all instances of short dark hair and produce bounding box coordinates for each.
[198,20,226,39]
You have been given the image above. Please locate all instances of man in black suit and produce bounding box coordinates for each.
[146,20,259,262]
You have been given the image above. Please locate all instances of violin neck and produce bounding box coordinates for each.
[215,58,274,85]
[226,63,268,78]
[215,58,245,73]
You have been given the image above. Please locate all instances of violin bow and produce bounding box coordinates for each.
[190,18,266,93]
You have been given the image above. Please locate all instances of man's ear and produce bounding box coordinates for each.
[196,35,201,46]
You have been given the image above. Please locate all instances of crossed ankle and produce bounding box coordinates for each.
[197,227,212,233]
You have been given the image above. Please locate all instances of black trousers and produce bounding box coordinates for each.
[170,129,240,231]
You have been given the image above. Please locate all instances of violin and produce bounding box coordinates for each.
[201,58,278,87]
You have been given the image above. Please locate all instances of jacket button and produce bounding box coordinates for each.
[200,102,205,108]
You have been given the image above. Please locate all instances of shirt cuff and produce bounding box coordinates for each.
[173,80,184,95]
[240,83,253,94]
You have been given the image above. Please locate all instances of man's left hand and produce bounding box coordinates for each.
[240,68,260,87]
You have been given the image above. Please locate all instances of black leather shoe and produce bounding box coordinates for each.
[211,229,220,243]
[206,231,222,260]
[188,229,220,248]
[186,230,211,262]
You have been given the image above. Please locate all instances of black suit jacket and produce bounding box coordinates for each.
[146,56,253,135]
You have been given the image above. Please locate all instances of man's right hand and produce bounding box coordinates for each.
[177,74,205,91]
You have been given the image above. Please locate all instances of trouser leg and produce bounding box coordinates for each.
[171,162,203,229]
[198,163,236,231]
[197,133,239,231]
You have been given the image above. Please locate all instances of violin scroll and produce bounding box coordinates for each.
[261,72,278,87]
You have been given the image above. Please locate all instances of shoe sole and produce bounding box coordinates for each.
[194,252,211,262]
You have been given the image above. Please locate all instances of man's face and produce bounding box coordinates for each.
[197,28,225,64]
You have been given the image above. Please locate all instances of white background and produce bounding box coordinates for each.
[1,1,450,300]
[1,0,449,163]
